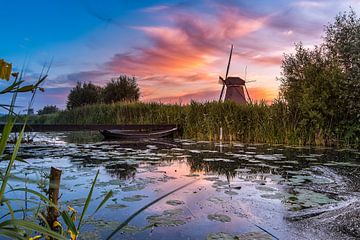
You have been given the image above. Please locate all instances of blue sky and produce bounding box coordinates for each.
[1,0,360,112]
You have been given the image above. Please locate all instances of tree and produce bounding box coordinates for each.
[67,82,102,110]
[325,9,360,125]
[102,75,140,104]
[279,43,344,140]
[38,105,59,115]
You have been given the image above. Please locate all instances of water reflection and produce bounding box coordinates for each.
[2,132,360,239]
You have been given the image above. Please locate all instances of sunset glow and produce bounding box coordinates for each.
[2,0,360,109]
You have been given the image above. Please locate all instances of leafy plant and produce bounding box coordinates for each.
[102,75,140,104]
[0,60,112,239]
[37,105,59,115]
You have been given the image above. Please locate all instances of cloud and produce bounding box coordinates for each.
[104,1,283,103]
[42,0,338,107]
[46,70,113,88]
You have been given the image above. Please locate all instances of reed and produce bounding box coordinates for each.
[28,101,358,147]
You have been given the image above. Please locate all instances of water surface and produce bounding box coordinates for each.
[2,132,360,240]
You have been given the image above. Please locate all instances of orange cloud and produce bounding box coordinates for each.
[105,2,281,103]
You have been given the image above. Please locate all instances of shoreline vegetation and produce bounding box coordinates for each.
[27,101,359,147]
[24,9,360,148]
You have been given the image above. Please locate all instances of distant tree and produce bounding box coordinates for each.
[38,105,59,115]
[67,82,102,110]
[102,75,140,104]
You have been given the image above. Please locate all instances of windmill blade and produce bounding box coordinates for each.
[245,80,256,83]
[219,77,225,102]
[244,84,252,104]
[218,76,225,84]
[244,66,247,81]
[225,44,233,79]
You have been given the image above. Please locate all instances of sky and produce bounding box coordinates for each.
[1,0,360,111]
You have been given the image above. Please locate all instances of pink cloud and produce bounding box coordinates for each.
[104,3,282,103]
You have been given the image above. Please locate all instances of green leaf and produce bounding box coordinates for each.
[9,188,58,209]
[0,228,27,240]
[16,85,35,93]
[60,211,77,236]
[0,219,66,240]
[77,170,99,230]
[4,200,15,220]
[93,190,113,215]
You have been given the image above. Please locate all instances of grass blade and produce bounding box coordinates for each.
[77,169,99,230]
[93,190,113,215]
[106,179,198,240]
[0,228,27,240]
[9,188,59,209]
[0,219,66,240]
[60,211,77,236]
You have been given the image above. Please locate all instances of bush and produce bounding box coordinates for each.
[38,105,59,115]
[67,82,102,110]
[102,75,140,104]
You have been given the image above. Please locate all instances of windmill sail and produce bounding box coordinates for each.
[218,45,252,104]
[219,45,233,102]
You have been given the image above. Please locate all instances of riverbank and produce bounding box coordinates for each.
[25,101,359,147]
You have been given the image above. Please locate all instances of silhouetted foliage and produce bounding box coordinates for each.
[38,105,59,115]
[102,75,140,104]
[325,9,360,126]
[67,82,102,110]
[280,9,360,144]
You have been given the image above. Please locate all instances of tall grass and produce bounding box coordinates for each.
[0,61,112,239]
[28,100,357,146]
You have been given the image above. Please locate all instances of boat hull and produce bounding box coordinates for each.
[99,128,177,139]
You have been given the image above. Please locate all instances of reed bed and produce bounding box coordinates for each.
[27,101,356,146]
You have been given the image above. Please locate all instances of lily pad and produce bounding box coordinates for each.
[208,214,231,223]
[122,195,148,202]
[236,231,272,240]
[121,184,146,192]
[146,209,186,227]
[166,200,185,206]
[207,232,235,240]
[105,203,128,209]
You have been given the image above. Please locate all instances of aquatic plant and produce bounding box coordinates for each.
[28,100,359,147]
[0,61,112,239]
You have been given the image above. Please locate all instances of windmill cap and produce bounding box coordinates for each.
[225,77,246,86]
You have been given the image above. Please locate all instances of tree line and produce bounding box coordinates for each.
[66,75,140,110]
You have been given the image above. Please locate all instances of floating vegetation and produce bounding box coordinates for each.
[207,231,272,240]
[207,232,234,240]
[84,217,120,230]
[122,195,148,202]
[288,175,333,185]
[260,192,283,200]
[146,209,187,227]
[105,203,128,209]
[286,188,337,210]
[121,184,146,192]
[207,214,231,223]
[121,225,143,233]
[207,197,224,204]
[65,198,86,207]
[4,130,359,239]
[224,190,238,195]
[166,200,185,206]
[78,231,101,240]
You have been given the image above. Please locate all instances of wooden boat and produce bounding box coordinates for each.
[99,127,178,139]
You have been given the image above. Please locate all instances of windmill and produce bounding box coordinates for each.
[218,45,252,104]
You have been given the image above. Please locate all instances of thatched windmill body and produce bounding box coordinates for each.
[218,45,252,104]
